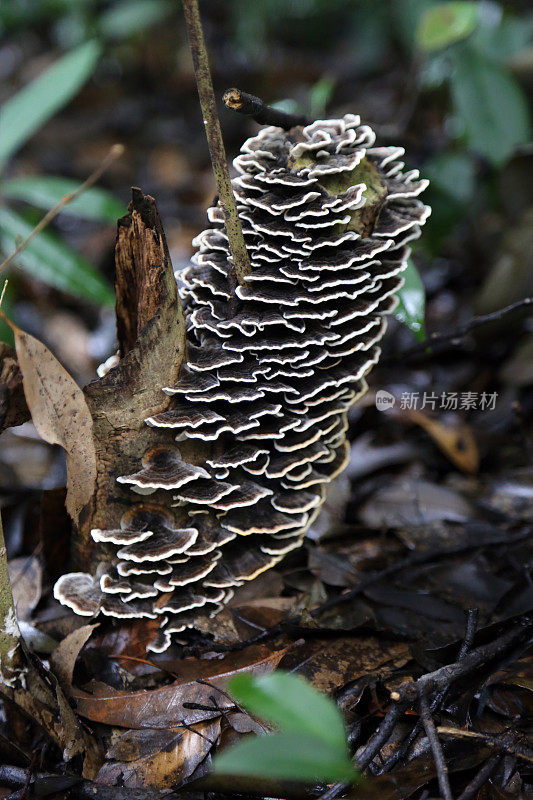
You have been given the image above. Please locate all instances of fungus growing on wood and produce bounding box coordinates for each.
[54,114,429,651]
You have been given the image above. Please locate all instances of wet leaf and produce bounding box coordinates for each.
[0,41,101,167]
[2,176,125,223]
[5,321,97,521]
[0,208,115,307]
[451,45,531,166]
[395,258,426,341]
[359,478,473,528]
[214,732,358,783]
[228,671,348,751]
[417,2,478,51]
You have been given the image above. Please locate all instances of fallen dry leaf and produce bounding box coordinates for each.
[280,636,410,695]
[98,719,221,789]
[8,555,42,620]
[407,409,479,474]
[6,321,96,520]
[73,644,286,728]
[51,623,98,693]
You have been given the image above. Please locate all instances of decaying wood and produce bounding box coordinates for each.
[0,515,102,778]
[75,189,187,568]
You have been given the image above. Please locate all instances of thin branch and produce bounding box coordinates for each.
[223,88,310,129]
[456,754,502,800]
[181,1,251,284]
[418,687,453,800]
[395,297,533,362]
[457,608,478,660]
[0,144,124,275]
[389,617,532,706]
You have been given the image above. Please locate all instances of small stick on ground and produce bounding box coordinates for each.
[394,297,533,362]
[417,687,453,800]
[181,1,251,284]
[223,88,310,130]
[375,606,480,776]
[458,608,478,659]
[389,618,532,706]
[456,753,502,800]
[0,144,124,275]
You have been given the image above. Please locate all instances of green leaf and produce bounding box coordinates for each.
[99,0,173,40]
[2,176,125,223]
[0,40,101,168]
[395,258,426,341]
[228,671,347,752]
[0,208,114,307]
[417,2,478,51]
[0,280,15,346]
[451,45,531,166]
[424,151,475,203]
[308,77,336,120]
[214,732,358,783]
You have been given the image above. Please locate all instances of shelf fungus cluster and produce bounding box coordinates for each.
[54,114,430,652]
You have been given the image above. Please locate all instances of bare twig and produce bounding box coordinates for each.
[356,701,406,771]
[181,1,251,284]
[389,618,532,706]
[457,608,478,660]
[374,606,481,776]
[456,754,502,800]
[418,687,453,800]
[0,144,124,275]
[395,297,533,362]
[223,88,310,129]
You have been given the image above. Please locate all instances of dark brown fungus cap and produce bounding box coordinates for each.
[55,114,429,650]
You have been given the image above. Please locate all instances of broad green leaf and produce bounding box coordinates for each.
[0,40,101,168]
[2,177,125,223]
[395,259,426,341]
[99,0,173,40]
[228,671,347,752]
[0,208,114,307]
[0,280,15,346]
[308,77,336,120]
[424,151,475,203]
[451,45,531,166]
[471,14,533,64]
[417,2,478,51]
[214,732,358,783]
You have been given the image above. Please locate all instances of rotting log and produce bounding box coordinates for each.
[74,189,188,568]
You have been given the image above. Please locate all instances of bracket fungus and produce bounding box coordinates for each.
[54,114,430,652]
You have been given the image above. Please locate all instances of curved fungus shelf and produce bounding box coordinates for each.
[54,114,430,652]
